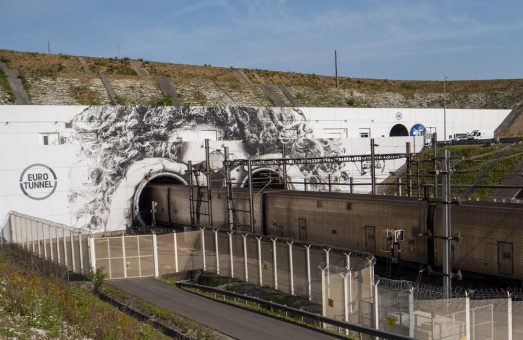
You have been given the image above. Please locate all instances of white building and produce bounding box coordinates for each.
[0,105,510,233]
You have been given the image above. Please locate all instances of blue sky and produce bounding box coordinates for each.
[1,0,522,80]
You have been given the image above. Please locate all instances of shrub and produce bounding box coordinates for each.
[89,267,106,293]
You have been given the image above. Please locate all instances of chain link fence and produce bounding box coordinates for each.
[4,211,523,339]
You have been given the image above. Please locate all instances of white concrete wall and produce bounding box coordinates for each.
[0,105,511,233]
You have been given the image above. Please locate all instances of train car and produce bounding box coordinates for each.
[139,183,523,283]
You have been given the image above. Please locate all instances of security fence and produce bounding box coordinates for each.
[2,211,90,278]
[4,211,523,339]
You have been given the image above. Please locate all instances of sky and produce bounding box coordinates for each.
[1,0,523,80]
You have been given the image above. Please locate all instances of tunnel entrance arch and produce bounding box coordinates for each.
[133,172,187,227]
[241,168,285,190]
[389,124,409,137]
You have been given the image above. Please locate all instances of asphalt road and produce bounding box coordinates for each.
[109,278,337,340]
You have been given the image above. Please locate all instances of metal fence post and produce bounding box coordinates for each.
[78,234,84,275]
[24,218,29,251]
[42,223,48,260]
[106,238,112,278]
[465,292,471,340]
[49,226,54,262]
[409,288,415,338]
[70,230,75,272]
[214,230,220,275]
[305,244,312,300]
[508,292,513,340]
[9,214,15,250]
[89,235,96,273]
[373,282,379,332]
[173,231,179,272]
[343,274,349,327]
[56,227,61,265]
[200,228,206,271]
[242,235,248,282]
[63,228,68,269]
[324,248,331,298]
[122,235,127,279]
[288,241,294,295]
[152,232,159,277]
[228,232,234,278]
[29,221,35,254]
[272,238,278,290]
[256,237,263,286]
[321,268,327,317]
[36,222,42,257]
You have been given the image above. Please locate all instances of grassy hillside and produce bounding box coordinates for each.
[394,143,523,200]
[1,49,522,109]
[0,249,169,339]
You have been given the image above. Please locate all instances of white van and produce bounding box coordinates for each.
[466,130,494,140]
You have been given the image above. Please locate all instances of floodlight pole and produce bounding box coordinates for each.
[442,150,452,298]
[443,74,448,144]
[205,139,213,227]
[335,50,339,88]
[370,138,376,195]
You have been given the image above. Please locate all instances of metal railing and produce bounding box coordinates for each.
[178,282,415,340]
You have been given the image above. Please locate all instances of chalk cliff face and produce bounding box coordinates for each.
[69,106,348,230]
[1,49,523,109]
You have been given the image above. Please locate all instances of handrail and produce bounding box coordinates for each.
[178,282,415,340]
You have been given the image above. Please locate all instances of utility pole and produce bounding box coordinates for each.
[433,132,438,198]
[186,161,195,227]
[335,50,339,89]
[443,74,448,144]
[204,139,213,227]
[248,160,255,233]
[48,41,51,54]
[406,142,412,197]
[117,45,120,59]
[370,138,376,195]
[282,144,287,189]
[224,147,234,231]
[441,150,451,298]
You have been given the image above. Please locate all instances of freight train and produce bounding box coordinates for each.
[138,183,523,283]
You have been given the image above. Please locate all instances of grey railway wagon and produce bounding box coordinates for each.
[139,184,523,282]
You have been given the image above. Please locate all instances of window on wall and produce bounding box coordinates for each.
[200,130,217,141]
[324,128,347,139]
[359,128,370,138]
[498,242,513,275]
[40,133,59,145]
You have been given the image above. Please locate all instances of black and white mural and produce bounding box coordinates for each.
[69,106,352,231]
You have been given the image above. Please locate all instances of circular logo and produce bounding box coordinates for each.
[396,112,402,120]
[410,124,426,136]
[19,164,57,200]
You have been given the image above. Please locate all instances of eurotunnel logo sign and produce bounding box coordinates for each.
[19,164,57,200]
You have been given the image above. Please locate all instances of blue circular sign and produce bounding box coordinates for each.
[410,124,426,136]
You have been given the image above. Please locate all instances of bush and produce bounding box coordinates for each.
[89,267,106,293]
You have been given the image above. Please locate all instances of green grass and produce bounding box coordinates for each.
[0,68,15,103]
[18,72,32,99]
[391,144,521,200]
[148,94,174,106]
[0,248,170,340]
[69,85,103,105]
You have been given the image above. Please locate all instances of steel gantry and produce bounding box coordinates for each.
[223,152,415,167]
[223,149,420,233]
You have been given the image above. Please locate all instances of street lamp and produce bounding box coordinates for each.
[443,74,448,144]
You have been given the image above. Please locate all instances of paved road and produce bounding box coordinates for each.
[109,278,336,340]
